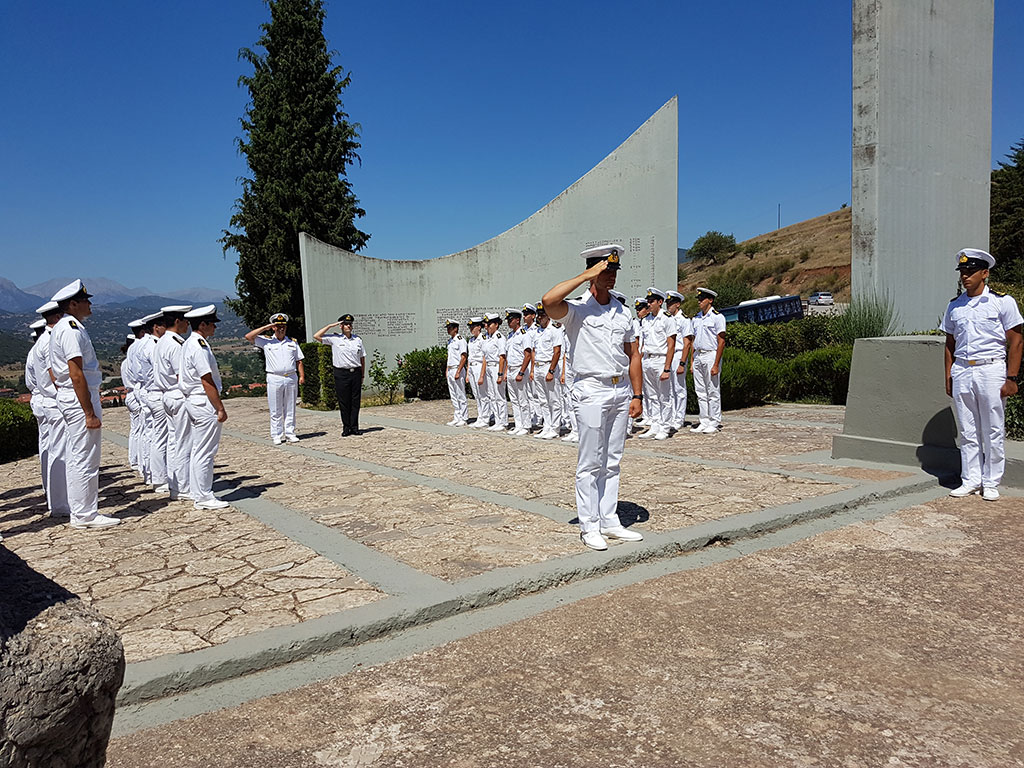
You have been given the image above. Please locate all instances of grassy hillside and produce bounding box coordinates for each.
[679,208,852,302]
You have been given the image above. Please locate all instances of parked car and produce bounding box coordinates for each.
[808,291,834,306]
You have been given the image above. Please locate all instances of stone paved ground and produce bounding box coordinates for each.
[105,494,1024,767]
[1,398,887,669]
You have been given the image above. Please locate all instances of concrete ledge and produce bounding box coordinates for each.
[115,472,935,708]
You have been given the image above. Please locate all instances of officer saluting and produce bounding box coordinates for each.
[245,313,305,445]
[48,279,121,529]
[314,314,366,436]
[942,249,1023,500]
[543,245,644,551]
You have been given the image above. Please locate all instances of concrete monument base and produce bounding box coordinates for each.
[833,335,1024,487]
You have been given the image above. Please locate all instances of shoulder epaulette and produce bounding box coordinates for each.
[68,320,79,330]
[174,336,184,345]
[991,289,1007,297]
[198,338,208,348]
[711,308,720,314]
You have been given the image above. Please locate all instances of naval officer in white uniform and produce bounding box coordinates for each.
[27,301,70,518]
[665,291,694,430]
[444,319,469,426]
[637,287,676,440]
[691,287,727,433]
[504,308,533,435]
[942,249,1023,500]
[181,305,230,510]
[543,244,645,551]
[48,279,120,529]
[245,313,305,444]
[153,305,193,498]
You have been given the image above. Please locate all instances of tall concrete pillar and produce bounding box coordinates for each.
[852,0,994,331]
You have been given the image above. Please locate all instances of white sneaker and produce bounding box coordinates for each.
[982,487,1000,501]
[194,498,231,510]
[285,435,299,443]
[487,423,506,431]
[446,418,459,426]
[71,514,121,530]
[537,429,558,439]
[653,430,669,440]
[154,483,170,493]
[948,484,981,498]
[472,420,490,428]
[690,424,708,433]
[512,428,529,436]
[272,436,282,445]
[453,420,468,427]
[581,531,608,551]
[638,418,653,427]
[601,525,644,542]
[637,428,660,439]
[561,433,579,443]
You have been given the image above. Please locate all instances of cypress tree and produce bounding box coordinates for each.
[222,0,368,337]
[991,139,1024,271]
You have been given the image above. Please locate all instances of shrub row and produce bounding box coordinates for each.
[0,399,38,464]
[727,315,835,360]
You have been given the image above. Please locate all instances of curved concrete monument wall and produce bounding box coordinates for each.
[300,97,678,364]
[852,0,994,331]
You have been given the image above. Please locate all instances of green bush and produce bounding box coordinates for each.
[727,315,834,360]
[368,350,404,405]
[403,345,449,400]
[716,348,779,409]
[777,345,853,404]
[300,342,320,405]
[0,399,38,463]
[1006,395,1024,441]
[317,345,338,410]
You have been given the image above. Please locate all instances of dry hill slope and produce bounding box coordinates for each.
[679,208,852,302]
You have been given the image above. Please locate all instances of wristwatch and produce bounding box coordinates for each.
[663,368,671,373]
[632,394,643,401]
[1008,375,1019,383]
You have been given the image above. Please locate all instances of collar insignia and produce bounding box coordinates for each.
[68,320,79,329]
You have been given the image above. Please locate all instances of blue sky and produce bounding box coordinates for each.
[1,0,1022,296]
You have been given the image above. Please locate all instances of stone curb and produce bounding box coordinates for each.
[115,471,935,708]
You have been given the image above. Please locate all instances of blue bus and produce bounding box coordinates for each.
[719,294,804,324]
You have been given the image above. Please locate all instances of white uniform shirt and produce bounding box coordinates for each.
[467,334,486,365]
[641,310,676,355]
[505,327,533,370]
[132,335,156,390]
[446,335,468,367]
[941,286,1024,360]
[533,324,563,363]
[255,334,304,375]
[152,331,187,391]
[49,316,101,390]
[675,313,694,343]
[692,308,727,351]
[524,323,539,361]
[28,329,58,402]
[180,334,222,396]
[560,292,635,378]
[484,331,506,365]
[319,333,365,368]
[632,317,644,350]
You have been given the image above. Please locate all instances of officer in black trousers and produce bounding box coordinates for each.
[313,314,366,436]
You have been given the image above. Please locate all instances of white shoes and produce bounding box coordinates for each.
[285,435,299,443]
[272,436,283,445]
[653,430,669,441]
[601,525,644,542]
[194,498,230,510]
[446,418,459,426]
[512,428,529,436]
[562,433,579,443]
[472,419,490,428]
[487,423,507,431]
[982,487,1000,501]
[453,420,468,427]
[638,427,660,439]
[948,484,981,498]
[71,514,121,530]
[581,531,608,550]
[154,483,170,493]
[537,428,558,439]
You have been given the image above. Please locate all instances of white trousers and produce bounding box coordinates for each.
[508,373,530,431]
[562,366,577,432]
[125,389,143,469]
[267,372,298,439]
[446,366,468,422]
[469,362,491,424]
[486,366,508,425]
[573,376,630,534]
[32,397,69,516]
[145,390,169,485]
[30,396,47,492]
[536,364,561,429]
[57,387,102,524]
[692,350,722,427]
[528,366,544,425]
[163,390,191,496]
[952,362,1007,488]
[670,352,689,427]
[186,394,223,503]
[138,388,152,480]
[641,354,672,429]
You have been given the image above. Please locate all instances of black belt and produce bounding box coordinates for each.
[334,366,361,373]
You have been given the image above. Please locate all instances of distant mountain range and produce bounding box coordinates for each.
[0,276,234,312]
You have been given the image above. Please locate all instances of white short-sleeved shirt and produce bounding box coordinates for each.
[319,333,365,368]
[640,310,677,355]
[180,333,222,396]
[131,335,156,390]
[533,324,563,363]
[467,334,486,365]
[524,323,539,364]
[49,315,101,390]
[632,317,644,348]
[505,327,532,369]
[941,286,1024,360]
[692,308,727,351]
[153,331,187,391]
[255,334,304,375]
[484,331,507,365]
[28,328,58,402]
[559,292,635,379]
[675,313,694,340]
[446,335,468,367]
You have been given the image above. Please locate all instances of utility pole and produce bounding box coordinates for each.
[777,203,781,231]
